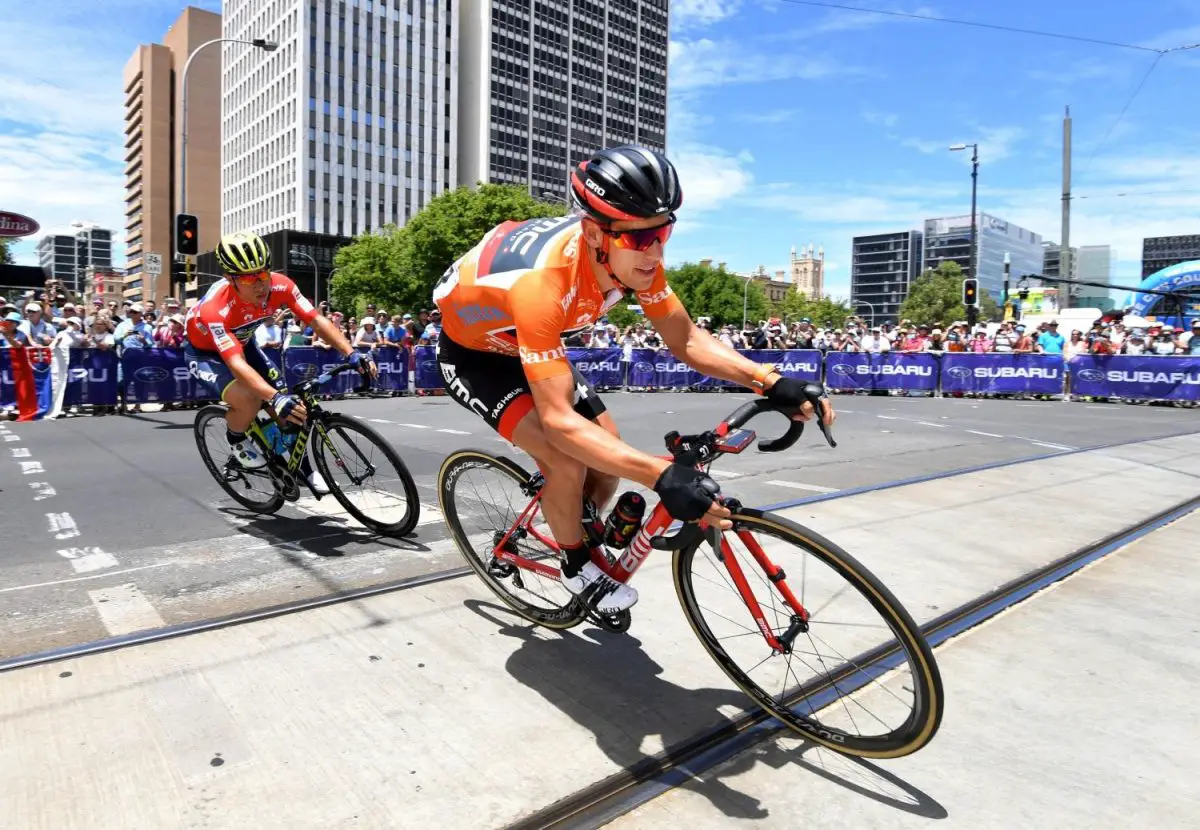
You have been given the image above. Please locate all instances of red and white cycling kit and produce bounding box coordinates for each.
[185,273,318,359]
[432,214,683,438]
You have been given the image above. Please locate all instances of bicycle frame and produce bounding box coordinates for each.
[489,464,811,654]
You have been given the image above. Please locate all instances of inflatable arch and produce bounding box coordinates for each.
[1118,260,1200,316]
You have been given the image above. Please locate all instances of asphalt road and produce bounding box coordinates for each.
[2,391,1196,659]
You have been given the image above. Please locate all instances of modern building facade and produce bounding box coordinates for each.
[1041,241,1077,283]
[456,0,668,198]
[923,213,1042,304]
[122,6,223,303]
[789,244,824,299]
[850,230,923,324]
[1142,234,1200,278]
[36,224,114,293]
[221,0,456,241]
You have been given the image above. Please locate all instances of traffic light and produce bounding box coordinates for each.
[962,278,979,307]
[175,213,199,256]
[171,258,190,287]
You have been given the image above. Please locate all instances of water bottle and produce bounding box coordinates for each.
[257,412,289,456]
[604,491,646,550]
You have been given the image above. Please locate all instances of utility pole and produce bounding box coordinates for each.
[1060,105,1072,309]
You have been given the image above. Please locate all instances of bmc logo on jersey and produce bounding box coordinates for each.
[519,345,566,365]
[585,178,606,197]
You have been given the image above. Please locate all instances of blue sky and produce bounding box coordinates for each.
[2,0,1199,302]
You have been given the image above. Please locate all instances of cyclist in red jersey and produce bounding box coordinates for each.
[434,146,836,612]
[185,231,375,493]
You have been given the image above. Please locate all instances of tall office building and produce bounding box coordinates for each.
[36,223,114,293]
[122,7,223,302]
[850,231,923,324]
[222,0,456,240]
[1142,234,1200,277]
[923,213,1041,303]
[1042,241,1077,282]
[456,0,669,198]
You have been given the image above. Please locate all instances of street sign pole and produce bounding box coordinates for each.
[145,252,163,304]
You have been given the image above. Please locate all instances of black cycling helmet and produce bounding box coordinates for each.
[569,145,683,224]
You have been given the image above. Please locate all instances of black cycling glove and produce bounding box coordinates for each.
[765,377,826,412]
[654,463,720,522]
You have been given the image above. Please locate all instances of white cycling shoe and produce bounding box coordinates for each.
[560,562,638,614]
[306,471,330,495]
[229,440,267,470]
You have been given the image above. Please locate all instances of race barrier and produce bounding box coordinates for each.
[4,347,1199,417]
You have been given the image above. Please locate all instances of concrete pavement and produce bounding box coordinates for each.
[2,392,1196,660]
[1,432,1197,828]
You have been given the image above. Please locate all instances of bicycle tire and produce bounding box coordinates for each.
[310,413,420,536]
[438,449,586,630]
[674,508,943,758]
[193,404,284,514]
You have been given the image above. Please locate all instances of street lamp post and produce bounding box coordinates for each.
[855,298,876,327]
[948,143,979,281]
[292,250,319,307]
[180,37,277,220]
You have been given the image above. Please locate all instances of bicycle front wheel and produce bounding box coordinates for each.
[675,509,943,758]
[194,404,283,514]
[310,413,420,536]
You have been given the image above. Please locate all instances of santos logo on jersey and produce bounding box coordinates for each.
[519,345,566,365]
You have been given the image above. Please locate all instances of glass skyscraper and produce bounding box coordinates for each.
[923,213,1042,304]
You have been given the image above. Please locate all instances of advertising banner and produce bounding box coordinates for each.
[567,347,626,388]
[280,347,359,395]
[413,345,441,390]
[122,348,204,403]
[823,351,938,392]
[64,348,118,406]
[1069,355,1200,401]
[940,353,1064,395]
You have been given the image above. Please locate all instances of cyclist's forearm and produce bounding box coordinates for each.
[312,315,353,355]
[674,327,764,390]
[545,412,667,489]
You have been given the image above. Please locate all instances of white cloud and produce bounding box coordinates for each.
[672,0,743,29]
[741,108,802,124]
[901,126,1026,164]
[674,146,755,214]
[669,37,857,90]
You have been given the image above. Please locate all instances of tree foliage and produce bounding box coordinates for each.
[662,262,769,328]
[604,300,639,330]
[0,238,15,265]
[899,260,1000,326]
[771,286,854,328]
[330,184,567,313]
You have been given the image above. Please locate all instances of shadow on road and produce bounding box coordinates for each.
[463,598,946,823]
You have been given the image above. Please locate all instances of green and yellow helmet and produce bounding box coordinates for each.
[215,231,271,275]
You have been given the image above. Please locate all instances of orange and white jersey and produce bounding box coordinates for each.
[433,215,682,381]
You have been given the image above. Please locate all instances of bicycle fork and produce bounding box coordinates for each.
[708,514,811,655]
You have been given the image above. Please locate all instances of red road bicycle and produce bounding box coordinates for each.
[437,393,943,757]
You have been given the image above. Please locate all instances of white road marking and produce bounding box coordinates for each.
[46,512,80,540]
[369,418,392,424]
[707,469,742,479]
[917,421,947,428]
[0,563,172,594]
[1032,442,1075,450]
[3,433,20,442]
[19,461,44,475]
[58,546,119,573]
[88,583,167,636]
[10,446,31,457]
[767,480,838,493]
[396,423,431,429]
[877,415,900,420]
[28,482,55,500]
[966,430,1004,438]
[437,428,471,435]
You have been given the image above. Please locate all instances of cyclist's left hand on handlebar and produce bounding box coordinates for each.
[654,463,732,530]
[271,392,307,426]
[347,350,378,379]
[766,376,836,426]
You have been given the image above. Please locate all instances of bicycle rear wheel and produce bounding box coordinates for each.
[438,450,585,629]
[310,413,420,536]
[194,404,283,514]
[674,509,943,758]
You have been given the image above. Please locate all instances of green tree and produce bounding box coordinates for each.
[331,184,566,313]
[0,238,15,265]
[604,300,639,330]
[664,262,768,327]
[899,261,1000,327]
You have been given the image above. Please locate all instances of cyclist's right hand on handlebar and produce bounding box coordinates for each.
[654,463,731,529]
[766,377,836,426]
[271,392,306,426]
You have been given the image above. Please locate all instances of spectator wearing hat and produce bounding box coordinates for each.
[1180,319,1200,355]
[944,330,966,352]
[155,315,187,349]
[1036,320,1065,354]
[422,309,442,342]
[924,328,946,353]
[969,328,992,353]
[52,317,87,349]
[1121,330,1147,355]
[19,302,56,345]
[1149,327,1178,356]
[1012,324,1035,354]
[1,311,30,347]
[861,326,890,353]
[354,316,380,349]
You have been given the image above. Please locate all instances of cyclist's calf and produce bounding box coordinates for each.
[223,380,263,433]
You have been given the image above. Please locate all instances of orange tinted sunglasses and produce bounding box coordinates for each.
[603,215,676,251]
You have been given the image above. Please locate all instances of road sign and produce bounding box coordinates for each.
[145,252,163,276]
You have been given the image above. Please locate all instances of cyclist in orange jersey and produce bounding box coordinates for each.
[433,146,835,612]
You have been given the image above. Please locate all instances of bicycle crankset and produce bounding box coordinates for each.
[579,601,632,633]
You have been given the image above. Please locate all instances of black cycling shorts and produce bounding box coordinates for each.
[435,334,606,440]
[184,340,285,402]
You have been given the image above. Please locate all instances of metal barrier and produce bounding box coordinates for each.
[3,346,1198,420]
